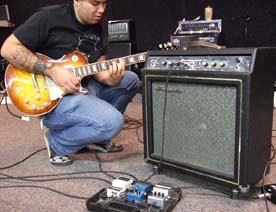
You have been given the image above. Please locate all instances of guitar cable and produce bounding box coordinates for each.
[0,90,5,105]
[1,90,29,121]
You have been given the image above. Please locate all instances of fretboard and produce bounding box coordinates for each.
[74,52,147,77]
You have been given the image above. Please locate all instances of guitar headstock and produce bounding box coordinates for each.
[158,41,177,50]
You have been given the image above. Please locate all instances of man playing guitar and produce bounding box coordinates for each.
[0,0,141,166]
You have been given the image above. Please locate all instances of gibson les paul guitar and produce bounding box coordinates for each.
[4,51,147,116]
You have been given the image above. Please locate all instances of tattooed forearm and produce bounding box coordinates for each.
[11,47,34,70]
[9,46,54,74]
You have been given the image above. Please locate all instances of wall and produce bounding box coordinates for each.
[106,0,276,52]
[1,0,276,53]
[0,0,65,47]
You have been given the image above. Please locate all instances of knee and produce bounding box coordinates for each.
[102,109,124,138]
[124,71,141,91]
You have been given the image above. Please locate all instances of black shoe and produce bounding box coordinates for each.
[86,143,123,153]
[44,132,73,166]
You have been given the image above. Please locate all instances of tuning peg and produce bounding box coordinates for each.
[167,42,172,48]
[158,43,163,49]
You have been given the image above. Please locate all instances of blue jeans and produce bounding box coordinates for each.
[41,71,140,156]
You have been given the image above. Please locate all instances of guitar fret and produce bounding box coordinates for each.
[79,67,83,76]
[92,64,98,73]
[81,67,86,75]
[101,62,108,70]
[139,54,145,61]
[74,68,79,77]
[85,66,90,75]
[129,57,135,63]
[77,67,82,76]
[97,63,102,72]
[82,67,86,75]
[86,67,89,74]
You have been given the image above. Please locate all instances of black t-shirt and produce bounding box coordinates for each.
[13,3,106,63]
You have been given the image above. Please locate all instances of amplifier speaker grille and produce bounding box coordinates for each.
[151,80,238,178]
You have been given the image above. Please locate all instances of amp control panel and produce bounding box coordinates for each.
[144,49,255,72]
[146,55,251,72]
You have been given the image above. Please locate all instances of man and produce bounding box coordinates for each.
[0,0,140,166]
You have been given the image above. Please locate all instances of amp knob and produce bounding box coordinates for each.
[161,61,167,66]
[219,62,225,67]
[210,62,217,67]
[202,61,208,67]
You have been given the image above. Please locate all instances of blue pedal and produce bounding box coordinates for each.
[126,181,153,203]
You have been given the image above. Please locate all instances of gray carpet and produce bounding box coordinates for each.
[0,93,276,212]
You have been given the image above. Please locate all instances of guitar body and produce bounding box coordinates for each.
[5,51,88,116]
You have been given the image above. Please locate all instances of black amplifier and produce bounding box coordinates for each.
[142,47,276,192]
[108,19,135,43]
[178,19,222,34]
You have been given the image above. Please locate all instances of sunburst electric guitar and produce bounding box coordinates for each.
[4,51,147,116]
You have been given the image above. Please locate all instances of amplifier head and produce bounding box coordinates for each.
[178,19,222,35]
[108,19,135,43]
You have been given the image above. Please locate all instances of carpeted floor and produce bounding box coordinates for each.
[0,93,276,212]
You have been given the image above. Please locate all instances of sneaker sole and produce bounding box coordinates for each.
[50,156,73,166]
[44,131,73,166]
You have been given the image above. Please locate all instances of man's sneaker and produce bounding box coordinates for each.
[43,132,73,166]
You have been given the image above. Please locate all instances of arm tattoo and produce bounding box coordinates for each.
[33,59,55,74]
[11,47,34,70]
[9,46,55,74]
[33,59,47,73]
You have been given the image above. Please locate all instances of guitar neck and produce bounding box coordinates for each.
[74,52,147,77]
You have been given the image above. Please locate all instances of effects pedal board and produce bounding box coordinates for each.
[86,177,182,212]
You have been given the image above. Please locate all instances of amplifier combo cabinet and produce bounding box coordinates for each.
[142,48,276,194]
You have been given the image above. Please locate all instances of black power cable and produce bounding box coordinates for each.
[260,143,276,212]
[0,148,46,170]
[143,69,172,182]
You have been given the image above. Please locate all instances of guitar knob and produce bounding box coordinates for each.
[35,95,41,101]
[24,99,30,104]
[31,105,37,110]
[42,102,49,108]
